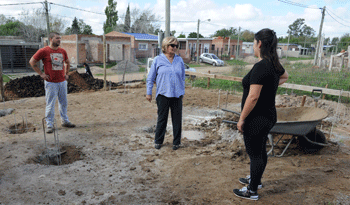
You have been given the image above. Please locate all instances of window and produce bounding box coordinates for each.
[138,43,148,50]
[211,44,215,50]
[179,41,186,50]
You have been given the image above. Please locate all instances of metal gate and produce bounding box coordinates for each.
[0,44,41,73]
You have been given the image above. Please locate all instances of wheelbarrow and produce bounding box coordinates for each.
[222,107,331,157]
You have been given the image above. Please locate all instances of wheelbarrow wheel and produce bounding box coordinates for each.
[297,129,326,154]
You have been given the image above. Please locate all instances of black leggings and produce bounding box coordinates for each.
[243,115,275,192]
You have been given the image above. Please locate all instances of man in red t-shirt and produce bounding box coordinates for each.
[29,32,75,133]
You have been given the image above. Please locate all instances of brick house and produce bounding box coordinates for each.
[177,38,213,63]
[43,34,133,66]
[211,37,243,58]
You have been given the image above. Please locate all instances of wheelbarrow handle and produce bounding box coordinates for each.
[221,109,241,116]
[312,89,323,99]
[222,120,238,125]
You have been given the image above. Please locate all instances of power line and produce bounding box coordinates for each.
[0,2,42,6]
[277,0,320,9]
[48,2,104,15]
[327,9,350,24]
[325,10,350,28]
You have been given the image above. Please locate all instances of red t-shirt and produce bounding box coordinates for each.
[33,46,68,83]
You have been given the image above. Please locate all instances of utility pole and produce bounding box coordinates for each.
[0,50,5,102]
[44,0,51,45]
[236,27,241,59]
[165,0,170,37]
[287,32,290,59]
[314,6,326,65]
[103,34,107,90]
[196,19,200,64]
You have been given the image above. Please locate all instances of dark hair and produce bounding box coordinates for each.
[49,32,60,39]
[254,28,283,72]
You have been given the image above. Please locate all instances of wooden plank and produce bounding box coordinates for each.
[185,71,350,97]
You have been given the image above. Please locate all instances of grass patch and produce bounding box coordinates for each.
[2,74,11,83]
[190,61,350,103]
[225,59,249,66]
[139,67,146,72]
[98,62,117,69]
[282,56,314,61]
[137,58,148,64]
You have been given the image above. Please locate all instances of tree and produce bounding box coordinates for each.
[130,8,160,34]
[154,28,163,35]
[177,33,186,38]
[288,18,315,37]
[171,30,176,36]
[65,18,93,35]
[71,17,80,34]
[331,37,339,45]
[123,4,131,32]
[104,0,118,34]
[19,8,66,42]
[0,20,22,36]
[78,19,93,35]
[188,32,203,38]
[240,30,255,42]
[212,27,236,38]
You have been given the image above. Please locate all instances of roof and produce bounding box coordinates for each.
[122,33,158,41]
[105,31,131,38]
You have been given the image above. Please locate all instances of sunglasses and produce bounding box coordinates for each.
[169,44,178,48]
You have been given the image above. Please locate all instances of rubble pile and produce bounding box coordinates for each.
[4,71,120,99]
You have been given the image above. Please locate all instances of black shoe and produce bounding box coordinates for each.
[239,175,263,189]
[155,144,162,149]
[172,145,180,150]
[233,186,259,201]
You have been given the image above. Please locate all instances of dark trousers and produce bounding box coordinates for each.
[155,94,183,145]
[243,115,275,192]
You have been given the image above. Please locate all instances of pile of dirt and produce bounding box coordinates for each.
[243,56,260,64]
[4,71,120,100]
[111,60,140,72]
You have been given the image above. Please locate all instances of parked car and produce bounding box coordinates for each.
[146,58,196,78]
[199,53,224,66]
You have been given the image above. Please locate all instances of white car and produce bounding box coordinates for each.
[147,58,196,78]
[199,53,224,66]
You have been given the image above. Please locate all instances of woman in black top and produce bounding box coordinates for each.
[233,28,288,201]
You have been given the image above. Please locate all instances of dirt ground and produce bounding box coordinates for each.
[0,62,350,204]
[1,82,350,204]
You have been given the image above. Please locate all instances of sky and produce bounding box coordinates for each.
[1,0,350,40]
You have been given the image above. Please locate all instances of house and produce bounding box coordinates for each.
[121,32,158,59]
[177,38,213,63]
[211,37,243,58]
[43,33,133,66]
[0,36,41,73]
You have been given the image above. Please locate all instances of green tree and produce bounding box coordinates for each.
[171,30,176,36]
[188,32,203,38]
[288,18,315,37]
[240,30,254,42]
[0,20,22,36]
[78,19,93,35]
[123,4,131,32]
[65,18,93,35]
[331,37,339,45]
[212,27,236,38]
[104,0,118,34]
[177,33,186,38]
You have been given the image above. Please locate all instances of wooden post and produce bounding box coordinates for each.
[0,50,4,101]
[301,95,306,107]
[322,84,328,99]
[103,34,107,91]
[207,70,210,88]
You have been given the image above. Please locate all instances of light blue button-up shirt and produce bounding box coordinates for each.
[146,53,186,98]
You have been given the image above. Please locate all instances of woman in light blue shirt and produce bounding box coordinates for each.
[146,36,186,150]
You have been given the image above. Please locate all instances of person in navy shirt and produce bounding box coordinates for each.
[146,36,186,150]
